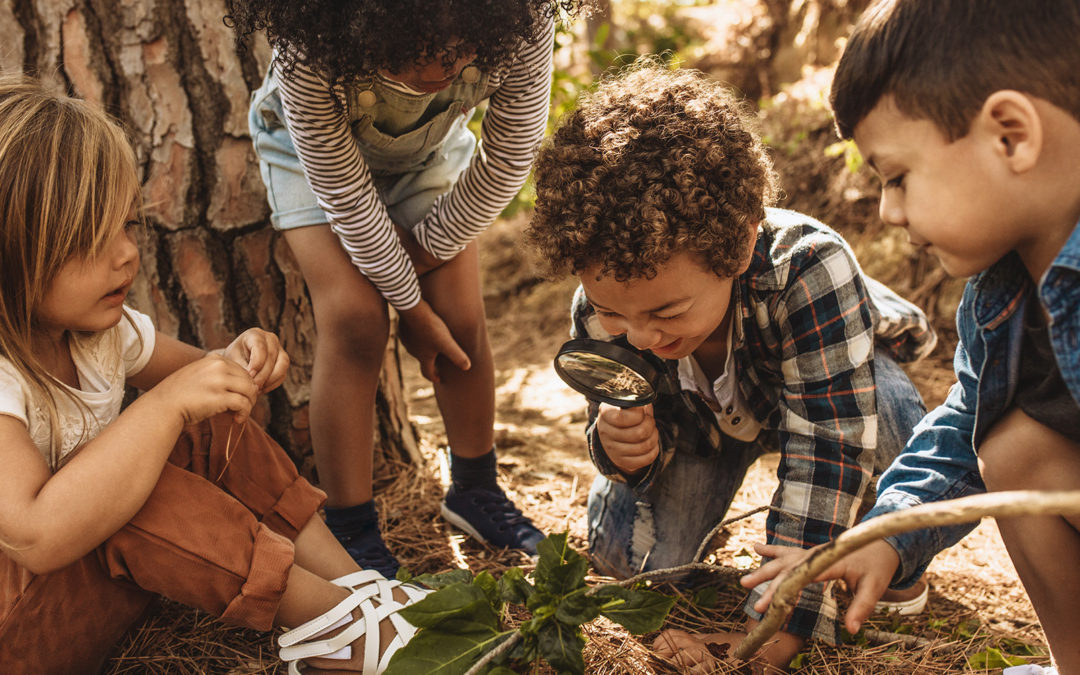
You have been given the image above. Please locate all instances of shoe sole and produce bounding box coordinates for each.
[441,501,492,545]
[440,501,542,561]
[874,581,929,616]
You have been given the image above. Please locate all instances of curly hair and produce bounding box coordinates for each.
[527,63,778,282]
[226,0,587,86]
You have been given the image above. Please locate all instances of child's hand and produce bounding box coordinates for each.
[222,328,290,393]
[653,629,743,674]
[596,403,660,475]
[397,299,471,383]
[741,539,901,635]
[150,353,259,426]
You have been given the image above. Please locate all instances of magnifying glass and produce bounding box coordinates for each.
[553,339,661,408]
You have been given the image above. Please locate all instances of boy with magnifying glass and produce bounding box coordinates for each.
[525,62,935,670]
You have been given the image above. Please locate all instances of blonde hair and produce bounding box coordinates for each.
[0,75,141,469]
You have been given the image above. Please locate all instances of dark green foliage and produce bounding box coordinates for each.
[384,533,674,675]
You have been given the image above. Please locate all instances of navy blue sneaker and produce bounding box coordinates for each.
[332,527,401,579]
[441,484,545,555]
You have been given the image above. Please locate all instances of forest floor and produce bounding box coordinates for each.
[107,67,1052,675]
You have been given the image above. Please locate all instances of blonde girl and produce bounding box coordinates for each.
[0,76,428,674]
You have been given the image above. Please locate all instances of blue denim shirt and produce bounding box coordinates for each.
[867,218,1080,586]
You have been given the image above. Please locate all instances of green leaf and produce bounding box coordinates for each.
[967,647,1028,669]
[789,652,808,669]
[997,637,1045,657]
[598,586,674,634]
[535,534,579,577]
[498,567,534,604]
[472,570,500,609]
[384,628,516,675]
[555,589,603,626]
[525,589,558,616]
[693,587,718,609]
[954,619,983,639]
[541,554,589,596]
[399,583,500,632]
[535,619,586,675]
[414,568,475,590]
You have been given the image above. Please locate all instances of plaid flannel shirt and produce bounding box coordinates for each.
[570,208,936,643]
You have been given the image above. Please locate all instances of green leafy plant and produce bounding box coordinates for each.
[967,646,1029,670]
[383,532,674,675]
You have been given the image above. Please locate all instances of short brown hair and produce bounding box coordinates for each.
[527,63,777,282]
[831,0,1080,141]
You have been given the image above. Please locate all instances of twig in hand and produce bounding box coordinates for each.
[734,489,1080,660]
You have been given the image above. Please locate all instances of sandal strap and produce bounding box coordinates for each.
[279,574,431,674]
[332,570,389,589]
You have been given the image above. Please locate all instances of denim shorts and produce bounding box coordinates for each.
[247,79,476,231]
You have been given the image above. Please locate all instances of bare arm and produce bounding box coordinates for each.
[0,351,257,574]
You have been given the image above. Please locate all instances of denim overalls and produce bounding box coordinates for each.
[248,62,497,231]
[867,218,1080,587]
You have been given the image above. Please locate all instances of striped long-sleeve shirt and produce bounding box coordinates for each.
[275,19,555,310]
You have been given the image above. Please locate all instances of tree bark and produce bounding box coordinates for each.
[5,0,421,478]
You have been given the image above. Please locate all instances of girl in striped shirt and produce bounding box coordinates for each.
[228,0,587,575]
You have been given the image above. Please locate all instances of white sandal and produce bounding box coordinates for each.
[278,571,431,674]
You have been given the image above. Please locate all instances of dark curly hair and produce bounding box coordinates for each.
[527,63,778,282]
[226,0,587,86]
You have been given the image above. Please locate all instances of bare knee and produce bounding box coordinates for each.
[313,294,391,367]
[978,407,1080,491]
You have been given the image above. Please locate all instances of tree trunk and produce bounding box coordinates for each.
[4,0,421,479]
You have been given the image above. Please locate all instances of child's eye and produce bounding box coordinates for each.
[655,312,684,322]
[884,174,905,189]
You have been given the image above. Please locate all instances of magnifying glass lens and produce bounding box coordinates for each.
[553,340,660,407]
[556,352,652,401]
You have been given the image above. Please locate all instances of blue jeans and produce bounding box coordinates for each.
[586,348,927,577]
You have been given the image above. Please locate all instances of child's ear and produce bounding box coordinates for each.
[735,221,760,275]
[975,90,1042,173]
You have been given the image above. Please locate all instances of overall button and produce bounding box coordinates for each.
[461,66,480,84]
[356,90,377,108]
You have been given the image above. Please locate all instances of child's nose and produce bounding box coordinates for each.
[625,323,661,351]
[114,230,140,268]
[878,192,906,228]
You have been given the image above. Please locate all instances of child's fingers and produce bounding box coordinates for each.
[261,348,290,392]
[245,339,269,382]
[418,355,441,384]
[601,404,648,428]
[438,336,471,373]
[740,555,791,588]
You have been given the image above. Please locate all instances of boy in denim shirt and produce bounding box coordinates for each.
[525,63,936,669]
[745,0,1080,671]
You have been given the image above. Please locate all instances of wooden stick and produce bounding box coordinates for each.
[734,489,1080,660]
